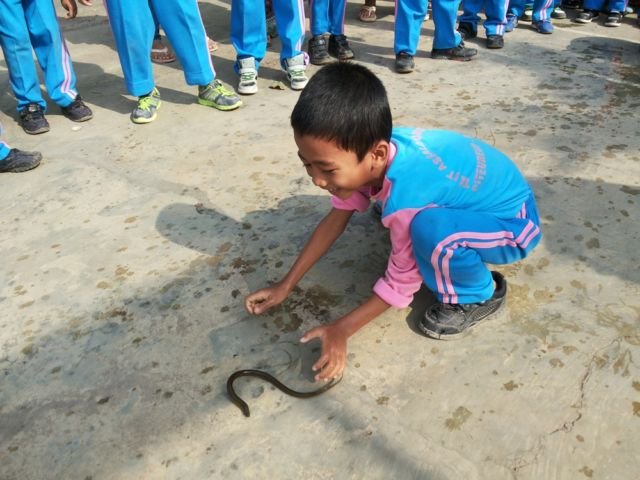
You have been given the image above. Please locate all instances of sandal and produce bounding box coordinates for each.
[151,39,176,64]
[207,37,219,54]
[358,6,376,22]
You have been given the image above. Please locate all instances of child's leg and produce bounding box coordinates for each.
[508,0,527,16]
[103,0,156,96]
[431,0,463,49]
[152,0,215,86]
[394,0,429,55]
[581,0,606,10]
[410,202,541,304]
[327,0,348,35]
[532,0,556,21]
[484,0,510,36]
[0,0,46,111]
[0,125,11,160]
[458,0,484,31]
[231,0,267,69]
[25,0,78,107]
[273,0,307,66]
[310,0,331,36]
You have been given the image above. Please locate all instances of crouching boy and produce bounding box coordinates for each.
[245,63,542,382]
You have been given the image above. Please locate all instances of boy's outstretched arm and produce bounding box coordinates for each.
[245,207,354,315]
[301,294,390,381]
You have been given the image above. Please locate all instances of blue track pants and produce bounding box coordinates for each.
[0,124,11,160]
[103,0,214,96]
[309,0,347,36]
[459,0,510,36]
[0,0,78,111]
[582,0,627,12]
[410,194,541,304]
[231,0,306,70]
[395,0,462,54]
[508,0,554,21]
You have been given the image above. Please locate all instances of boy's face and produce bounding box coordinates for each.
[295,133,385,200]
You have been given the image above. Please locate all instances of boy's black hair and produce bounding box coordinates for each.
[291,62,392,160]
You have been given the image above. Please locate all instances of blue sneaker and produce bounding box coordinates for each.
[533,20,554,34]
[505,13,519,32]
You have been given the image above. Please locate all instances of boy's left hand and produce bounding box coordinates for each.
[60,0,92,19]
[300,324,348,382]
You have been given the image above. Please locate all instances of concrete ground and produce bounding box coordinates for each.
[1,2,639,479]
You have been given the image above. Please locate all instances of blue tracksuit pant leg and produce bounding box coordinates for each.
[232,0,305,70]
[0,0,78,111]
[410,196,541,304]
[150,0,214,86]
[459,0,483,30]
[508,0,525,15]
[432,0,463,49]
[583,0,626,11]
[105,0,214,96]
[484,0,509,35]
[0,125,11,160]
[532,0,554,21]
[394,0,429,55]
[310,0,347,36]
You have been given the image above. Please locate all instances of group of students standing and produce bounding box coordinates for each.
[0,0,635,173]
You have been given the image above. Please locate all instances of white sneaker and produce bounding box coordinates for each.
[284,53,309,91]
[237,57,258,95]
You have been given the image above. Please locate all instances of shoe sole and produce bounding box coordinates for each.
[418,299,507,341]
[4,161,41,173]
[238,86,258,95]
[66,113,93,123]
[395,66,414,74]
[574,19,594,23]
[23,126,50,135]
[197,98,243,111]
[131,101,160,124]
[431,55,475,62]
[604,23,621,27]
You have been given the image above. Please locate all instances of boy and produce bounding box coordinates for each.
[508,0,555,33]
[308,0,355,64]
[0,123,42,173]
[395,0,477,73]
[231,0,308,93]
[0,0,93,134]
[103,0,241,124]
[245,63,541,381]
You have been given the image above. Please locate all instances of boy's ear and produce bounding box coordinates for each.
[369,141,389,169]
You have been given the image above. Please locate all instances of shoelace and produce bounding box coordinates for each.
[240,71,256,83]
[202,81,235,99]
[137,95,159,112]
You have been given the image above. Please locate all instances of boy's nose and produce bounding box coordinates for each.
[312,176,327,188]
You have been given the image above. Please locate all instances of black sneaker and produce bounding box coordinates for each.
[395,52,415,73]
[0,149,42,173]
[457,22,477,40]
[419,271,507,340]
[604,11,622,26]
[61,95,93,122]
[486,35,504,49]
[308,35,331,65]
[19,103,50,135]
[575,9,599,23]
[328,34,355,60]
[431,42,478,61]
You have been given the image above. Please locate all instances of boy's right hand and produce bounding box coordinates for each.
[245,283,289,315]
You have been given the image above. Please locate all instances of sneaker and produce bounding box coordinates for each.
[575,9,599,23]
[533,19,554,33]
[60,95,93,122]
[328,34,355,61]
[431,42,478,61]
[308,35,331,65]
[457,21,477,40]
[236,57,258,95]
[0,149,42,173]
[486,35,504,49]
[521,8,533,22]
[395,52,415,73]
[604,11,622,26]
[19,103,49,135]
[131,87,161,124]
[551,6,567,19]
[419,271,507,340]
[505,13,519,32]
[284,53,309,90]
[198,80,242,111]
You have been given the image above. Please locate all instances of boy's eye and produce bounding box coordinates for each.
[322,169,337,174]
